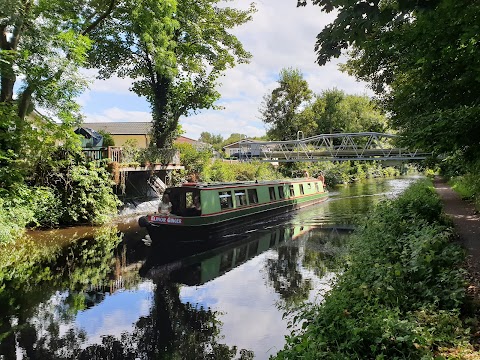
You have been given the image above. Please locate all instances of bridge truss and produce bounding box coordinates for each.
[235,132,431,162]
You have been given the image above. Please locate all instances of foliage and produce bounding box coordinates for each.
[97,130,115,147]
[0,0,100,186]
[138,146,177,166]
[203,160,279,183]
[260,68,315,140]
[175,142,212,180]
[58,162,120,225]
[278,161,400,187]
[0,196,32,245]
[259,71,388,141]
[448,169,480,211]
[0,184,65,243]
[31,147,121,225]
[121,139,141,165]
[89,0,256,148]
[0,0,117,231]
[199,131,224,150]
[300,0,480,161]
[312,89,388,134]
[273,180,474,359]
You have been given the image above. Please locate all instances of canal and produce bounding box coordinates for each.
[0,177,419,360]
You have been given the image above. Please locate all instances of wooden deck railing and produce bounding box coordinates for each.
[108,146,123,162]
[82,146,180,166]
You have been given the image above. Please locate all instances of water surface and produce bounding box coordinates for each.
[0,177,418,359]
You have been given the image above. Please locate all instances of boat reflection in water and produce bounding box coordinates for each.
[140,220,353,286]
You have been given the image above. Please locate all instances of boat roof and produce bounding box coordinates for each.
[174,178,320,190]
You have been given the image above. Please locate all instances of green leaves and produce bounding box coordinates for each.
[305,0,480,160]
[273,180,473,359]
[260,69,388,141]
[89,0,255,148]
[260,68,314,141]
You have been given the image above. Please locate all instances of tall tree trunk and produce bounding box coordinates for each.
[152,73,175,148]
[0,25,15,102]
[17,85,32,120]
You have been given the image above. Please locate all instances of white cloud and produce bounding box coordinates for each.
[84,107,151,123]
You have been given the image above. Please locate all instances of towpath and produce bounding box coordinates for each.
[433,177,480,278]
[433,176,480,348]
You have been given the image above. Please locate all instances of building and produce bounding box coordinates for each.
[80,122,206,149]
[81,122,151,147]
[223,139,264,157]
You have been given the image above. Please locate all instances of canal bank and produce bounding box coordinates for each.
[433,176,480,350]
[273,179,479,359]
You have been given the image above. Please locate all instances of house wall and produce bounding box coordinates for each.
[112,134,150,148]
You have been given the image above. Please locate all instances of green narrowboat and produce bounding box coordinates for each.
[138,177,328,241]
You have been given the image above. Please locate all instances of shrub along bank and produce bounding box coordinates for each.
[278,161,403,187]
[0,153,120,245]
[273,180,477,359]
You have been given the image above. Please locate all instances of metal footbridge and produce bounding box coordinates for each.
[233,132,431,162]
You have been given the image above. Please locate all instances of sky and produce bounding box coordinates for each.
[79,0,372,141]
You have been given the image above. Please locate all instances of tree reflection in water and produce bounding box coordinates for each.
[265,225,350,311]
[265,227,312,310]
[0,224,253,360]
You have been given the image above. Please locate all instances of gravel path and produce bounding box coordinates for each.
[433,176,480,349]
[433,177,480,276]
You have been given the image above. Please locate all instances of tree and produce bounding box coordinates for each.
[260,68,315,140]
[300,0,480,158]
[89,0,256,148]
[222,133,248,146]
[199,132,223,146]
[312,89,388,134]
[0,0,116,186]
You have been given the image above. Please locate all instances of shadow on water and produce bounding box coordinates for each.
[0,177,417,360]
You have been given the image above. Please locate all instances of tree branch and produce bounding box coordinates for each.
[81,0,116,35]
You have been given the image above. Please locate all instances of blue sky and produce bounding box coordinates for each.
[79,0,371,140]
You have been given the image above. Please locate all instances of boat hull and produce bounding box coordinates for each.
[139,191,328,243]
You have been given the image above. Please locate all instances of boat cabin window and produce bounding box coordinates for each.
[269,187,276,201]
[300,184,304,195]
[219,191,233,209]
[186,192,194,208]
[289,185,295,197]
[247,189,258,204]
[277,186,284,199]
[235,191,247,206]
[169,188,201,216]
[307,183,312,190]
[315,182,320,192]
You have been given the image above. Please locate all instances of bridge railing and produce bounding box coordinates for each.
[234,132,431,162]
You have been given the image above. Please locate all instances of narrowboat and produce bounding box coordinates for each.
[138,177,328,241]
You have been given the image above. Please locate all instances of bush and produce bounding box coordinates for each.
[0,185,63,243]
[57,162,121,225]
[273,180,473,359]
[201,160,279,183]
[0,197,32,244]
